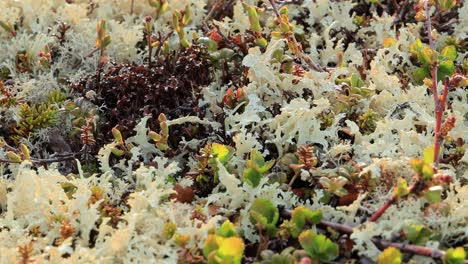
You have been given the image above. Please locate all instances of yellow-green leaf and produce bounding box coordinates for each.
[212,143,234,164]
[216,237,245,264]
[440,45,457,61]
[393,177,409,198]
[378,247,402,264]
[217,220,237,238]
[423,145,435,164]
[443,247,466,264]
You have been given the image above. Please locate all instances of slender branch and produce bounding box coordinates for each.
[280,208,467,263]
[372,239,445,260]
[318,220,353,234]
[424,3,451,166]
[424,1,435,50]
[130,0,135,15]
[369,181,420,222]
[0,153,80,165]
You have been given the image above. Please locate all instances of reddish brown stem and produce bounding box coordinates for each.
[280,208,464,262]
[319,220,353,234]
[369,182,418,222]
[372,239,446,259]
[424,3,450,166]
[433,79,450,165]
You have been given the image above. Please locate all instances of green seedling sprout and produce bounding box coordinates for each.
[148,113,170,151]
[0,20,16,37]
[172,4,192,48]
[242,2,267,48]
[243,149,275,188]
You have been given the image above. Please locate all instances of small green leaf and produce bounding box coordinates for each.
[198,37,218,52]
[440,45,457,61]
[409,39,437,66]
[255,37,268,48]
[148,131,163,142]
[112,127,123,144]
[243,2,261,32]
[424,186,443,203]
[319,176,349,197]
[20,144,30,160]
[258,160,275,174]
[422,163,434,180]
[423,145,435,164]
[7,151,22,162]
[377,247,402,264]
[212,143,234,164]
[443,247,466,264]
[413,67,431,84]
[250,149,266,167]
[439,0,456,11]
[298,230,339,262]
[215,237,245,264]
[290,206,322,238]
[156,142,169,151]
[217,220,237,238]
[203,235,219,259]
[243,150,275,187]
[404,224,431,245]
[438,60,455,81]
[350,73,365,88]
[243,167,262,188]
[249,198,279,237]
[393,177,409,198]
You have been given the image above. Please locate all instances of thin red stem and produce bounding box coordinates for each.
[369,183,418,222]
[372,239,447,260]
[433,79,450,165]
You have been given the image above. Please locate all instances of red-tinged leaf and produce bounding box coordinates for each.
[170,184,195,203]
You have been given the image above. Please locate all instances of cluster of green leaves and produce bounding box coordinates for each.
[13,102,59,143]
[147,0,168,18]
[243,150,275,188]
[203,220,245,264]
[283,206,322,238]
[357,109,380,135]
[95,19,111,54]
[5,143,31,163]
[410,39,457,84]
[172,4,192,48]
[258,247,296,264]
[110,127,132,157]
[249,199,337,263]
[250,199,280,237]
[298,230,339,262]
[0,20,16,36]
[318,176,349,197]
[148,113,170,151]
[242,2,267,48]
[335,73,373,97]
[191,143,235,184]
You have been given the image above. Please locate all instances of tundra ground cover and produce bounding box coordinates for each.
[0,0,467,263]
